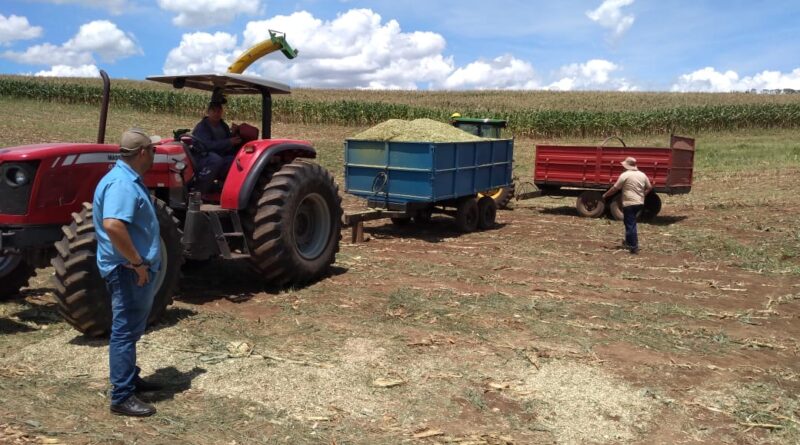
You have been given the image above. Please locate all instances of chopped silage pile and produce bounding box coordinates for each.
[351,118,487,142]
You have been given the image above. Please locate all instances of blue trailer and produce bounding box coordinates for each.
[343,138,514,239]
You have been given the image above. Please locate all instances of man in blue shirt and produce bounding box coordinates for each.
[191,99,241,193]
[93,128,162,417]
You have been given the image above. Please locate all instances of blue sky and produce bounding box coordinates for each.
[1,0,799,91]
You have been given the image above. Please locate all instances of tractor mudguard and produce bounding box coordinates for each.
[220,140,316,210]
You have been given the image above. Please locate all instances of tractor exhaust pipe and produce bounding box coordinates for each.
[97,70,110,144]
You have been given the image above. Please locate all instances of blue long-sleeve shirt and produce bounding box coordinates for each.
[192,117,233,154]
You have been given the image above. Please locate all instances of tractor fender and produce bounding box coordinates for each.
[220,140,316,210]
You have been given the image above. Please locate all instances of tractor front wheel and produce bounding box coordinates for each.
[0,254,35,299]
[51,200,182,337]
[247,160,342,286]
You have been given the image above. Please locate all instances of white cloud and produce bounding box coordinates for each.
[3,43,94,66]
[40,0,130,14]
[2,20,140,67]
[548,59,635,91]
[442,55,540,90]
[164,9,454,89]
[672,67,800,92]
[163,32,238,74]
[586,0,635,40]
[160,8,637,91]
[35,64,100,77]
[0,14,43,44]
[65,21,141,62]
[157,0,262,28]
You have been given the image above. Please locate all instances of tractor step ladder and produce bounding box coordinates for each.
[201,204,251,259]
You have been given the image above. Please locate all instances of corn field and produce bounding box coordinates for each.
[1,75,799,138]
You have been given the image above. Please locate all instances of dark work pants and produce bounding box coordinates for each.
[194,152,234,193]
[105,266,155,405]
[623,204,644,251]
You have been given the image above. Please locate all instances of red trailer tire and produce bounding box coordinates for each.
[641,193,662,221]
[576,191,606,218]
[609,195,643,221]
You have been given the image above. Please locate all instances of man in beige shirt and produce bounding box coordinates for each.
[603,157,652,254]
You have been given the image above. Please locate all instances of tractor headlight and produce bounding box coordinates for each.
[5,166,29,187]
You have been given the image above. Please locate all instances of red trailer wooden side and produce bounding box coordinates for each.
[531,136,695,219]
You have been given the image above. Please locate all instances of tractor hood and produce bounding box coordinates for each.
[0,143,118,161]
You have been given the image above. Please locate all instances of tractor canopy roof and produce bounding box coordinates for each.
[452,117,507,127]
[146,73,291,95]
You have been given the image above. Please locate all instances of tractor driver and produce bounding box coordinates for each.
[191,99,242,193]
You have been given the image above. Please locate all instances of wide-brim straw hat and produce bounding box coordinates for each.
[621,156,638,170]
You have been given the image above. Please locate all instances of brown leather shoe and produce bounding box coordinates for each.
[110,395,156,417]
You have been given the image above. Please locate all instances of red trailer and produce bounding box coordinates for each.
[532,136,695,220]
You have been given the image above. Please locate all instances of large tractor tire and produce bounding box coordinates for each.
[247,159,342,287]
[0,254,35,300]
[51,200,182,337]
[479,183,515,210]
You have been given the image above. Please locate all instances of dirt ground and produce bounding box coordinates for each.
[1,133,799,444]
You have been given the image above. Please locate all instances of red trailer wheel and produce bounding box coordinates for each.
[609,195,643,221]
[576,191,606,218]
[641,193,662,221]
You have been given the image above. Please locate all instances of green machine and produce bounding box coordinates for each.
[450,113,514,208]
[450,113,508,139]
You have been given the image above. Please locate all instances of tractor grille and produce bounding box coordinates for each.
[0,161,38,215]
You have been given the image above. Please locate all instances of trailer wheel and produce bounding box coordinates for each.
[609,195,643,221]
[248,159,342,286]
[390,217,411,226]
[641,193,662,221]
[455,197,479,233]
[576,191,606,218]
[479,184,515,210]
[477,196,497,230]
[51,200,183,337]
[413,208,433,224]
[0,254,35,300]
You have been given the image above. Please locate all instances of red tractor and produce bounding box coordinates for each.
[0,43,342,336]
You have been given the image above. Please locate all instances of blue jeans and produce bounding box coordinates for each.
[624,205,644,251]
[194,152,234,193]
[105,265,155,405]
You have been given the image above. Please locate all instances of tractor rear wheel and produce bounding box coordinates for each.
[0,254,35,300]
[51,200,182,337]
[479,184,515,210]
[247,160,342,286]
